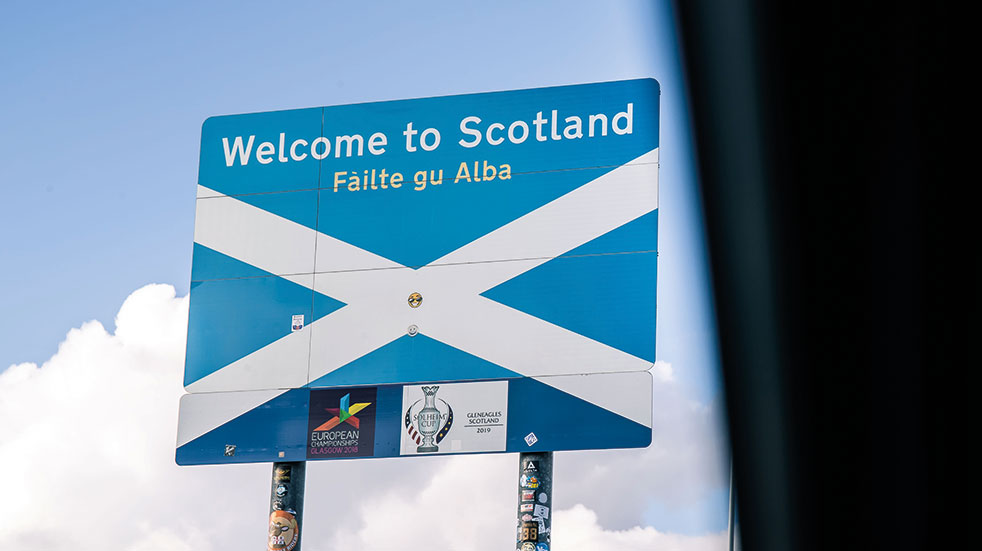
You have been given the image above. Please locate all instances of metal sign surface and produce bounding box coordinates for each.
[179,79,659,464]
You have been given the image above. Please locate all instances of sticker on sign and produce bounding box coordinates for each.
[400,381,508,456]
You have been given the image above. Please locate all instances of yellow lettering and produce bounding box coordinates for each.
[430,169,444,186]
[455,162,472,183]
[334,171,346,192]
[414,171,428,191]
[499,164,511,180]
[482,160,497,180]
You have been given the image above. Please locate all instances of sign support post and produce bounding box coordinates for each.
[518,452,553,551]
[268,461,306,551]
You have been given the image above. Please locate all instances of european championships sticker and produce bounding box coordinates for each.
[307,387,377,459]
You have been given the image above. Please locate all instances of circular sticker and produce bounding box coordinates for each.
[521,543,536,551]
[538,493,548,504]
[268,510,299,551]
[520,475,540,489]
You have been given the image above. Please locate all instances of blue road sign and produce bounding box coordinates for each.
[178,79,659,465]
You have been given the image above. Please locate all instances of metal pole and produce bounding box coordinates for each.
[268,461,306,551]
[517,452,553,551]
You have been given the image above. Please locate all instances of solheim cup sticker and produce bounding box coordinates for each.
[400,381,508,455]
[307,387,377,459]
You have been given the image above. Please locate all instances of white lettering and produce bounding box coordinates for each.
[487,122,505,145]
[222,135,255,167]
[311,137,331,160]
[335,135,364,158]
[459,116,482,148]
[612,103,633,135]
[508,120,529,144]
[290,139,308,161]
[368,132,387,155]
[588,114,608,137]
[278,133,288,162]
[533,111,548,142]
[403,122,418,152]
[420,128,441,151]
[256,141,275,164]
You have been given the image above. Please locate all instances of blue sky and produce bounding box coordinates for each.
[0,0,726,540]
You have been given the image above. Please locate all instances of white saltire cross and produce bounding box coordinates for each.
[179,149,657,447]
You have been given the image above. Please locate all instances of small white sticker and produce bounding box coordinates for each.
[533,504,550,519]
[291,314,304,332]
[524,432,538,446]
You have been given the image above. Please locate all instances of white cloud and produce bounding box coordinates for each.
[555,505,726,551]
[319,453,725,551]
[0,284,728,550]
[652,360,676,382]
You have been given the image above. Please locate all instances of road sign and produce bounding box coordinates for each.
[179,79,659,465]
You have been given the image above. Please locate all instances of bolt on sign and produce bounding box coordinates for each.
[177,79,659,465]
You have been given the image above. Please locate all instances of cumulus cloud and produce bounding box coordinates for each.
[322,453,725,551]
[555,505,726,551]
[0,284,728,550]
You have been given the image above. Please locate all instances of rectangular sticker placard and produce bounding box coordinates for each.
[400,381,508,455]
[307,387,377,459]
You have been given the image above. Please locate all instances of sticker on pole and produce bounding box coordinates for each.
[268,510,299,551]
[400,381,507,455]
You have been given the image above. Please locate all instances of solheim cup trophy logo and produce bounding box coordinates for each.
[405,385,454,453]
[416,386,442,452]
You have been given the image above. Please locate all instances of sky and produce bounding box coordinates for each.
[0,1,728,549]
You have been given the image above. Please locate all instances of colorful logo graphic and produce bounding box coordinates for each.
[313,393,372,431]
[274,465,291,483]
[408,292,423,308]
[268,510,299,551]
[520,475,540,489]
[307,387,377,459]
